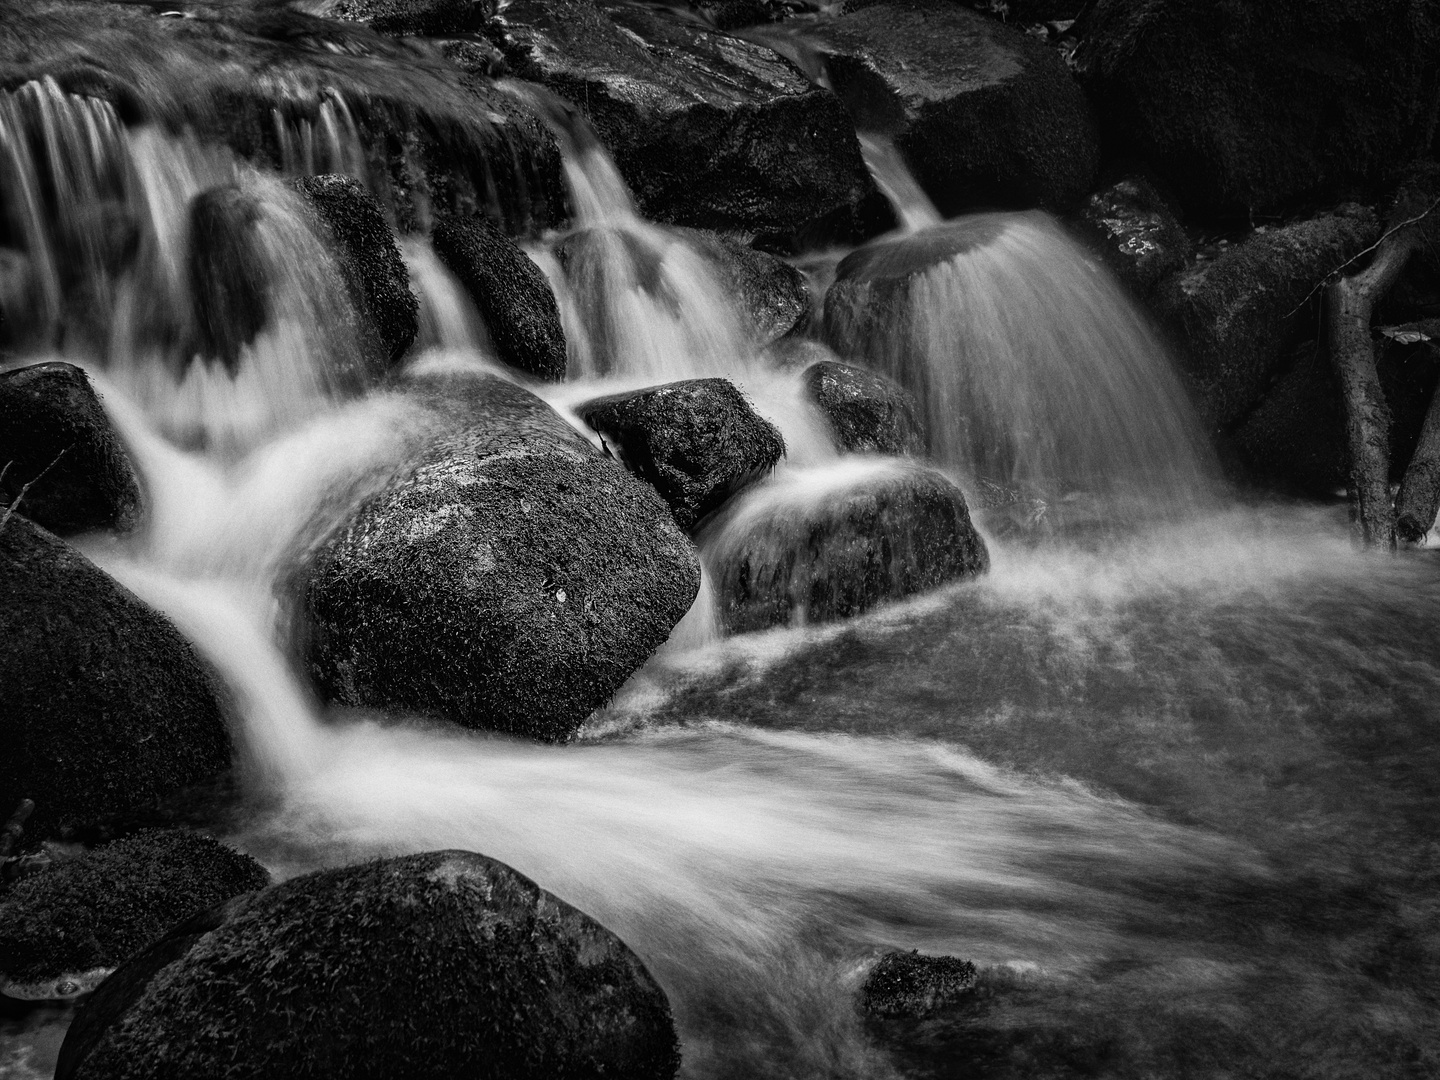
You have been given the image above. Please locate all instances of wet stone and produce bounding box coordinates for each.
[859,950,978,1019]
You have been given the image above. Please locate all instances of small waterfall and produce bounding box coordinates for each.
[855,133,941,234]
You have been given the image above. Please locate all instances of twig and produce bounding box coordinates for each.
[0,445,71,535]
[1284,198,1440,320]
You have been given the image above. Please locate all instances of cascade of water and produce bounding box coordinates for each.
[855,132,941,234]
[273,92,368,182]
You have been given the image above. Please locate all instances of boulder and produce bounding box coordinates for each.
[0,362,142,535]
[1073,0,1440,221]
[814,0,1099,214]
[859,950,978,1020]
[0,517,233,841]
[302,371,700,741]
[485,0,879,245]
[678,229,811,344]
[1152,207,1381,428]
[56,850,680,1080]
[1068,176,1191,298]
[431,214,568,381]
[706,459,988,633]
[187,185,270,372]
[0,829,269,1002]
[801,359,925,456]
[577,378,785,531]
[325,0,480,36]
[294,174,419,365]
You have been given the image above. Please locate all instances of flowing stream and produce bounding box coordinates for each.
[3,73,1440,1080]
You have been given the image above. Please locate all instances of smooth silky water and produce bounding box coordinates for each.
[3,78,1440,1080]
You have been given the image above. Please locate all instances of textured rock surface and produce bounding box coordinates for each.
[815,0,1099,214]
[801,359,924,456]
[486,0,879,244]
[303,372,700,741]
[708,460,988,633]
[326,0,480,37]
[578,378,785,531]
[294,173,418,365]
[0,517,232,841]
[859,950,978,1020]
[432,214,568,381]
[0,362,141,535]
[1069,176,1191,297]
[0,830,269,1001]
[1074,0,1440,220]
[57,850,681,1080]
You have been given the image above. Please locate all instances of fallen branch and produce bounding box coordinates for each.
[0,445,71,535]
[1287,198,1440,320]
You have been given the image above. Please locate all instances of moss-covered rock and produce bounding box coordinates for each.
[302,371,700,741]
[0,830,268,1002]
[707,459,988,633]
[1068,176,1191,298]
[577,378,785,531]
[431,214,568,381]
[801,359,924,456]
[0,517,232,841]
[859,950,978,1019]
[815,0,1099,214]
[0,362,141,536]
[56,850,681,1080]
[294,174,418,365]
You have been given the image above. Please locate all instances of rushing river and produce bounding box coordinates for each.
[3,66,1440,1080]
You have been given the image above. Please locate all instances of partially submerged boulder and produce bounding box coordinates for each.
[431,214,568,381]
[577,378,785,531]
[678,229,811,344]
[0,362,141,535]
[1068,176,1191,298]
[187,185,269,372]
[0,517,232,841]
[706,459,988,633]
[801,360,925,456]
[859,950,978,1020]
[57,850,681,1080]
[0,829,269,1003]
[486,0,878,244]
[294,174,418,365]
[303,372,700,741]
[815,0,1099,214]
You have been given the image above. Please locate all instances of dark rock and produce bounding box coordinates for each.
[303,371,700,741]
[294,174,419,365]
[859,950,978,1019]
[0,830,268,1002]
[707,459,988,633]
[0,362,141,535]
[1074,0,1440,221]
[327,0,480,36]
[0,517,232,841]
[678,229,811,344]
[692,0,781,31]
[578,378,785,531]
[440,38,508,77]
[1152,207,1381,428]
[815,0,1099,214]
[1068,176,1191,297]
[1003,0,1086,21]
[57,850,680,1080]
[187,185,269,372]
[486,0,878,245]
[431,214,568,381]
[801,360,925,456]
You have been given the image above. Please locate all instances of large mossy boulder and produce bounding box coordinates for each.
[431,214,568,381]
[814,0,1099,214]
[485,0,879,245]
[0,829,269,1002]
[1074,0,1440,221]
[302,372,700,741]
[1152,207,1381,428]
[0,362,141,535]
[0,517,233,841]
[294,174,418,365]
[577,378,785,531]
[56,850,681,1080]
[1068,176,1191,298]
[706,460,988,633]
[801,360,925,456]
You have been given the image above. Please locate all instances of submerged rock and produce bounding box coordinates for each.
[1069,177,1191,298]
[326,0,480,36]
[486,0,878,244]
[578,378,786,531]
[431,214,568,381]
[815,0,1099,213]
[678,229,811,344]
[56,850,681,1080]
[303,372,700,741]
[187,185,269,372]
[859,950,978,1019]
[294,174,418,366]
[801,360,925,456]
[0,517,232,841]
[707,459,988,634]
[1074,0,1440,220]
[0,830,269,1003]
[1153,207,1381,428]
[0,362,141,535]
